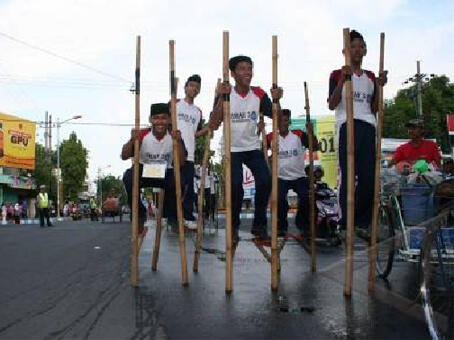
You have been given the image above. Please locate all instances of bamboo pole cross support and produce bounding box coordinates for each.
[222,31,234,294]
[343,28,356,297]
[368,33,385,291]
[169,40,189,287]
[304,82,317,273]
[270,35,280,291]
[193,129,213,273]
[130,35,141,287]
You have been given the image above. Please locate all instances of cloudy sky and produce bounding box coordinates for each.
[0,0,453,185]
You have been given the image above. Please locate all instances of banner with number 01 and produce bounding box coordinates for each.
[291,116,338,188]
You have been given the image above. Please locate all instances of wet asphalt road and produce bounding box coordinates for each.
[0,219,431,339]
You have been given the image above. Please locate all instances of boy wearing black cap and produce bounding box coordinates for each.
[121,103,186,236]
[209,55,283,241]
[176,74,209,228]
[328,30,387,233]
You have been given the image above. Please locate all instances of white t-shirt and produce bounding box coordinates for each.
[138,129,173,168]
[267,130,307,181]
[328,69,377,131]
[176,99,202,162]
[229,86,271,152]
[209,173,216,194]
[203,172,211,189]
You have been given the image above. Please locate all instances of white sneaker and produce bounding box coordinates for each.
[185,219,198,230]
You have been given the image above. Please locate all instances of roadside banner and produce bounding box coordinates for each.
[292,115,338,188]
[0,112,36,170]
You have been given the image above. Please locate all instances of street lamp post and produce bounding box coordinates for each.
[56,115,82,221]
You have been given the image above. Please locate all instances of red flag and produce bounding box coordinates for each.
[446,114,454,135]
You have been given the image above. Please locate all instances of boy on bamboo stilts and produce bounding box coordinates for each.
[121,103,186,237]
[266,109,318,238]
[328,30,387,239]
[177,75,210,230]
[209,55,283,242]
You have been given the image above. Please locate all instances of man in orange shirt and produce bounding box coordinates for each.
[390,119,441,170]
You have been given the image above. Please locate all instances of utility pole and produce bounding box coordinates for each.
[56,118,61,220]
[403,61,436,119]
[44,112,49,160]
[417,60,423,117]
[49,114,52,154]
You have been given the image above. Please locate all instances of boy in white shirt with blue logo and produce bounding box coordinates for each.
[210,56,282,241]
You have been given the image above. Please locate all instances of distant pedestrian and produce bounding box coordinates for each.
[89,197,98,221]
[7,203,14,221]
[14,202,21,224]
[63,201,69,217]
[21,200,28,218]
[37,185,52,227]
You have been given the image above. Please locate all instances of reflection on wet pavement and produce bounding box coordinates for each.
[137,224,429,339]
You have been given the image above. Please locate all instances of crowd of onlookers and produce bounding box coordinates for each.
[1,200,30,224]
[0,199,85,224]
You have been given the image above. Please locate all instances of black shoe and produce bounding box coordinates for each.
[47,224,53,227]
[251,227,269,240]
[138,216,146,234]
[232,229,240,245]
[355,226,370,241]
[336,226,346,241]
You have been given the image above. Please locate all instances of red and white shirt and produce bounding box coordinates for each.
[267,129,308,181]
[329,69,377,130]
[229,86,272,152]
[138,129,173,168]
[176,99,202,162]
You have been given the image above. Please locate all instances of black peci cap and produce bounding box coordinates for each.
[229,55,253,71]
[150,103,170,116]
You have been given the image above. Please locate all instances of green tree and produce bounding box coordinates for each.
[33,143,57,200]
[60,132,88,201]
[97,175,127,206]
[383,75,454,153]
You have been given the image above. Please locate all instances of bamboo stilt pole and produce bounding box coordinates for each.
[169,40,189,286]
[261,114,269,163]
[304,82,316,273]
[131,35,141,287]
[193,129,212,272]
[151,189,165,271]
[368,33,385,291]
[193,78,221,272]
[270,35,279,291]
[223,31,233,294]
[343,28,355,297]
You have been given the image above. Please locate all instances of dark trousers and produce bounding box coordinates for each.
[209,193,216,220]
[338,120,376,228]
[90,208,98,221]
[204,188,211,218]
[231,150,270,231]
[278,177,309,233]
[181,161,196,221]
[39,208,51,227]
[122,165,177,223]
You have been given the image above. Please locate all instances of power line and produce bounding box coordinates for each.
[0,31,133,85]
